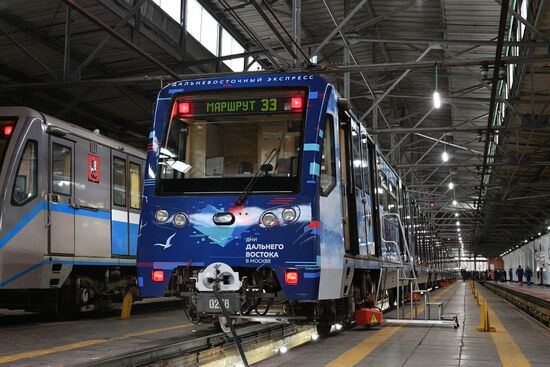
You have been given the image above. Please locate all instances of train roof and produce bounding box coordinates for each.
[0,106,145,159]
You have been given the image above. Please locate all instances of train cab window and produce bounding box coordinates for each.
[113,157,126,207]
[320,116,336,196]
[157,88,306,194]
[11,140,37,206]
[52,143,72,196]
[130,162,142,210]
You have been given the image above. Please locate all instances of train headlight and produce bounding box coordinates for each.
[155,209,169,223]
[260,212,277,228]
[282,208,297,222]
[173,213,187,227]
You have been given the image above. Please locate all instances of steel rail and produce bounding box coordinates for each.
[73,323,306,367]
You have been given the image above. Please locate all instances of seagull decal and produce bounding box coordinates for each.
[154,233,176,250]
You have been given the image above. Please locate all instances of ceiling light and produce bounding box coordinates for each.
[456,221,460,226]
[457,228,461,232]
[452,200,458,206]
[433,91,441,109]
[442,151,449,162]
[448,182,455,190]
[454,213,459,217]
[538,232,541,236]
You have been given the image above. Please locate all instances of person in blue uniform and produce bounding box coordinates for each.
[516,265,524,286]
[525,266,533,286]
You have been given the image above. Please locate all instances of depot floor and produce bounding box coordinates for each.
[256,281,550,367]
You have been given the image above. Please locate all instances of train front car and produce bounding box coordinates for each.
[138,74,339,325]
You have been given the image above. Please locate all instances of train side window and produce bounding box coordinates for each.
[361,136,370,194]
[130,162,141,210]
[11,140,37,206]
[52,143,72,196]
[320,115,336,196]
[113,157,126,207]
[351,128,362,189]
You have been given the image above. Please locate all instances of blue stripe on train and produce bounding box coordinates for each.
[112,220,129,255]
[51,202,110,220]
[0,200,46,251]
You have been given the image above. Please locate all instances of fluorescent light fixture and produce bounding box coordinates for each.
[442,151,449,162]
[433,91,441,109]
[448,182,455,190]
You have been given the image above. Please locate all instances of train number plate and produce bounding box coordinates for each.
[196,293,241,313]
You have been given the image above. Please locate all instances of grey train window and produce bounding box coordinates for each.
[320,116,336,196]
[52,143,72,196]
[351,128,362,189]
[113,157,126,207]
[12,140,37,206]
[130,162,141,210]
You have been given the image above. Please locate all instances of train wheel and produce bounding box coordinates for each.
[316,321,332,337]
[215,315,231,333]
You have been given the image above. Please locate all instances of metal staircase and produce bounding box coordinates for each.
[377,213,459,328]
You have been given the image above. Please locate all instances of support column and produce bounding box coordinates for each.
[343,0,350,99]
[63,5,71,80]
[292,0,301,66]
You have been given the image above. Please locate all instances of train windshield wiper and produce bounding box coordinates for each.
[235,132,285,206]
[159,147,192,174]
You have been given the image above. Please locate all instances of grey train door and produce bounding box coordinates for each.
[49,137,75,255]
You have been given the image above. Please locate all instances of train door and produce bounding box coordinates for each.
[338,113,365,254]
[111,152,130,256]
[49,137,75,255]
[360,133,375,256]
[128,157,142,256]
[73,138,111,257]
[338,112,351,252]
[350,123,369,256]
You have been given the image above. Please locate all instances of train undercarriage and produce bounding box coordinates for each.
[0,266,138,317]
[166,263,449,336]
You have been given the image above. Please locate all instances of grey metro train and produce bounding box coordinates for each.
[0,107,145,315]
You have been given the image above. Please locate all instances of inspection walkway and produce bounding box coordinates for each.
[256,281,550,367]
[489,281,550,303]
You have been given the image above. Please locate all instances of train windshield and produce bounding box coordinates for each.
[157,88,306,195]
[0,118,16,168]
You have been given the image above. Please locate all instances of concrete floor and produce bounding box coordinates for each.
[2,282,549,366]
[256,282,550,367]
[0,307,203,366]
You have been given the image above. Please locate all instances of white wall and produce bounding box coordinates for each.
[503,234,550,285]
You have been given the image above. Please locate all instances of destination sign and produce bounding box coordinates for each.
[176,96,303,116]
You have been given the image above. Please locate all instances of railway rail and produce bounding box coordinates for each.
[73,322,313,367]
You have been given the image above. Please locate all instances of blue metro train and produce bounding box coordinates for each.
[137,73,455,332]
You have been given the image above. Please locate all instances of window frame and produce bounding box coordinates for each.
[320,114,337,197]
[11,139,38,206]
[52,142,72,197]
[112,156,127,208]
[129,161,142,210]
